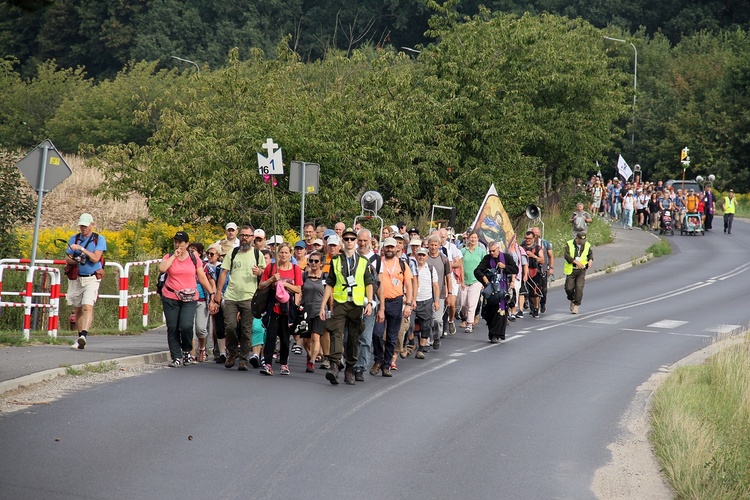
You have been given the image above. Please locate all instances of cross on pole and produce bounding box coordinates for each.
[262,138,279,156]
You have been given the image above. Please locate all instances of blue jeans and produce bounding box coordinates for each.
[610,201,621,220]
[372,297,403,365]
[356,303,377,372]
[621,208,633,228]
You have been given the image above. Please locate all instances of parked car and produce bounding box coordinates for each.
[665,179,701,193]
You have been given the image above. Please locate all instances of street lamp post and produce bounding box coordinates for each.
[604,36,637,146]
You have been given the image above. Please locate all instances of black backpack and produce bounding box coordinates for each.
[156,251,197,296]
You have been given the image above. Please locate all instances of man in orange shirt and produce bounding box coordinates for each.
[370,238,413,377]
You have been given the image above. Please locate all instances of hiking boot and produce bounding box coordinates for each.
[224,353,237,369]
[326,362,339,385]
[415,349,426,360]
[238,360,248,371]
[344,367,355,385]
[369,363,381,376]
[217,353,226,364]
[571,304,579,315]
[432,337,441,350]
[381,366,392,377]
[319,357,331,370]
[354,369,365,382]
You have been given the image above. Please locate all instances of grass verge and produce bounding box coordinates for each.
[64,361,119,376]
[646,238,672,257]
[650,333,750,498]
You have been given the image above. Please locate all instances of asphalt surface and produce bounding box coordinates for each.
[2,219,749,500]
[0,222,660,393]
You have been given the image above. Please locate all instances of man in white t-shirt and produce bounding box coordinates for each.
[439,228,463,335]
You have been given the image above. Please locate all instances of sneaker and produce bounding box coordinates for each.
[168,358,182,367]
[224,353,237,369]
[508,314,516,322]
[516,311,524,319]
[531,308,539,318]
[433,337,441,350]
[390,362,398,371]
[326,363,339,385]
[441,331,448,338]
[540,304,547,314]
[490,337,500,344]
[260,363,273,376]
[217,353,227,364]
[306,361,315,373]
[354,369,365,382]
[571,304,579,315]
[249,354,260,369]
[381,366,392,377]
[319,358,331,370]
[280,364,290,375]
[465,326,473,333]
[76,335,86,350]
[238,360,248,371]
[415,349,426,360]
[369,363,381,376]
[183,353,194,365]
[448,322,456,335]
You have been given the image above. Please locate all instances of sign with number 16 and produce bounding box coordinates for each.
[257,138,283,175]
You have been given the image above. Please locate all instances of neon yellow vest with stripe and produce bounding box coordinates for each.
[331,255,367,305]
[724,196,736,214]
[564,240,591,275]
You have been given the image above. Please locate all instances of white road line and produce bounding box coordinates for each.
[705,324,743,334]
[590,316,630,325]
[621,328,658,333]
[648,319,689,329]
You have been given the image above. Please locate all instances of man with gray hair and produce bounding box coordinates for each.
[354,228,377,381]
[425,234,451,350]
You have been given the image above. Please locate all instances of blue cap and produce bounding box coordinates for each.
[323,229,336,239]
[294,240,306,249]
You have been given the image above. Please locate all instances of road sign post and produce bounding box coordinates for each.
[289,161,320,237]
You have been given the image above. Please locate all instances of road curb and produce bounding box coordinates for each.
[0,351,169,396]
[548,252,654,289]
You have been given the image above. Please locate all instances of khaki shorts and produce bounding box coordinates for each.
[66,275,101,307]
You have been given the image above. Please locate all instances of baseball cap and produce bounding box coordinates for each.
[390,225,399,233]
[409,238,422,246]
[225,222,238,230]
[294,240,306,249]
[253,228,266,239]
[407,227,420,235]
[77,213,94,226]
[393,233,405,240]
[312,238,324,247]
[174,231,189,242]
[416,247,428,255]
[327,235,340,245]
[382,237,397,247]
[268,235,284,245]
[342,227,357,238]
[729,189,734,192]
[397,221,406,229]
[323,229,336,240]
[575,231,587,240]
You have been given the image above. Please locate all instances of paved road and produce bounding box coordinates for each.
[1,221,747,499]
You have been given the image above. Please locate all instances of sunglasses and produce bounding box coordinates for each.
[343,237,356,242]
[308,259,321,263]
[207,252,216,256]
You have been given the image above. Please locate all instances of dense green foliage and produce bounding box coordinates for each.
[0,150,35,258]
[87,13,625,230]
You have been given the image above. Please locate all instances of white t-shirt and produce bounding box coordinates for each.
[415,262,439,302]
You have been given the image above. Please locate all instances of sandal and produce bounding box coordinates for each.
[197,348,207,362]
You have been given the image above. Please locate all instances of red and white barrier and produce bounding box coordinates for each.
[0,258,153,336]
[0,264,60,340]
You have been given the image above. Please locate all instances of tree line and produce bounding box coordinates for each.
[1,3,749,238]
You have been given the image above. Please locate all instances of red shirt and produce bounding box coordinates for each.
[261,263,302,314]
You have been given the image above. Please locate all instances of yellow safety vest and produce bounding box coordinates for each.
[564,240,591,275]
[724,197,736,214]
[331,254,367,305]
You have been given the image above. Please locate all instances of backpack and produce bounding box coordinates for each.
[156,251,197,296]
[251,263,275,319]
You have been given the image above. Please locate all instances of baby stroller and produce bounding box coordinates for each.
[659,210,674,236]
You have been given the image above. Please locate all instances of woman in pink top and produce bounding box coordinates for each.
[159,231,216,367]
